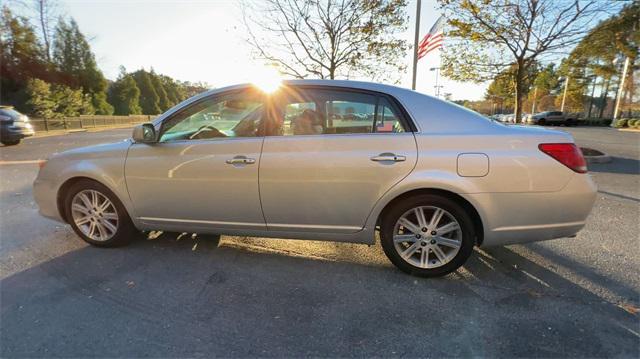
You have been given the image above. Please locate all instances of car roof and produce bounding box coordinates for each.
[156,79,500,134]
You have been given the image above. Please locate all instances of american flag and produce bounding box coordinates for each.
[417,16,444,59]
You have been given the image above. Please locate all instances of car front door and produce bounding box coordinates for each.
[125,88,266,231]
[258,87,417,233]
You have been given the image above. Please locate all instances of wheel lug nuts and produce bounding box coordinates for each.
[430,239,436,244]
[421,227,427,232]
[431,231,437,235]
[415,234,421,239]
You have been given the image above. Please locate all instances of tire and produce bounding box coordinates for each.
[1,139,20,146]
[538,119,546,126]
[64,179,138,247]
[380,194,475,278]
[564,119,573,127]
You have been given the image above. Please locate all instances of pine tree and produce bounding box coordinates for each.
[149,70,171,111]
[108,70,142,115]
[161,75,185,106]
[131,70,161,115]
[0,7,50,110]
[51,84,84,117]
[24,78,56,118]
[52,18,113,114]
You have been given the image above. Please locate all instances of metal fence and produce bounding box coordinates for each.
[29,115,157,133]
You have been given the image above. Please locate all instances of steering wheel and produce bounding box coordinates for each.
[189,125,226,139]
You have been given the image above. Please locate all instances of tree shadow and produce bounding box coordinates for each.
[1,234,638,358]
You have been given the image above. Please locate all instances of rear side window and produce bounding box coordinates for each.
[0,109,21,119]
[376,98,405,133]
[269,88,407,136]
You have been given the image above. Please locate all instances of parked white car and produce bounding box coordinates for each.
[33,80,597,277]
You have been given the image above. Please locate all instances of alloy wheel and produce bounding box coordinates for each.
[392,206,462,269]
[71,189,119,242]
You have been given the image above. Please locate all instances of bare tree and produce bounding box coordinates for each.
[439,0,613,122]
[4,0,60,61]
[243,0,408,82]
[34,0,58,61]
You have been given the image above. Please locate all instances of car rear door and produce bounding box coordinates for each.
[258,86,417,233]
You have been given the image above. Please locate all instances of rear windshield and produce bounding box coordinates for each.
[0,108,22,119]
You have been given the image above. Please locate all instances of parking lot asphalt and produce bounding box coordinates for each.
[1,126,638,357]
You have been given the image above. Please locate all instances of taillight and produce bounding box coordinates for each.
[538,143,587,173]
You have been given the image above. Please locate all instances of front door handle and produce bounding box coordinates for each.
[370,153,406,162]
[225,156,256,165]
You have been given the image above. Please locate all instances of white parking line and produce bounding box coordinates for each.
[0,160,45,165]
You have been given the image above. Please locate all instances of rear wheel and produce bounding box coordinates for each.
[538,119,546,126]
[380,194,475,277]
[564,119,573,127]
[65,179,137,247]
[1,139,20,146]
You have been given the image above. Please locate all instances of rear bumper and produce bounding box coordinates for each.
[1,126,34,141]
[471,173,597,246]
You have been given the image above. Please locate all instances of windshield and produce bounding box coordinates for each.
[0,108,22,119]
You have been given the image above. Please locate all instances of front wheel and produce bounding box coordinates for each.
[380,195,475,277]
[65,179,138,247]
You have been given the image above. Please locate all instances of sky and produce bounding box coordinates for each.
[23,0,489,100]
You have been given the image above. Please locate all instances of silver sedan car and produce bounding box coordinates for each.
[33,80,597,277]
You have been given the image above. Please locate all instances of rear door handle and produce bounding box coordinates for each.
[226,156,256,165]
[370,153,406,162]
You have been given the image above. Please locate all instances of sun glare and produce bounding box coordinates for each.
[251,66,282,93]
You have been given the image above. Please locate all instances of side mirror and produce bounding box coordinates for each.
[132,123,157,143]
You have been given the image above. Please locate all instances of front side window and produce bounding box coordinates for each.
[269,88,406,136]
[159,89,264,142]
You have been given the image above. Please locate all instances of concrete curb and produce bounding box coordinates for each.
[32,125,135,138]
[619,128,640,133]
[581,147,612,164]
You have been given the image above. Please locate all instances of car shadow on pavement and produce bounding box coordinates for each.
[1,233,638,358]
[589,156,640,175]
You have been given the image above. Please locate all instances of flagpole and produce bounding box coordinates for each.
[411,0,421,90]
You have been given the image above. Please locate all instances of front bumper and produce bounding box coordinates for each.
[471,173,597,246]
[33,177,65,223]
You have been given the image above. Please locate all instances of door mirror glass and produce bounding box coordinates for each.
[132,123,157,143]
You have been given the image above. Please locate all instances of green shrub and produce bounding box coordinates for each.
[627,119,637,127]
[613,119,628,128]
